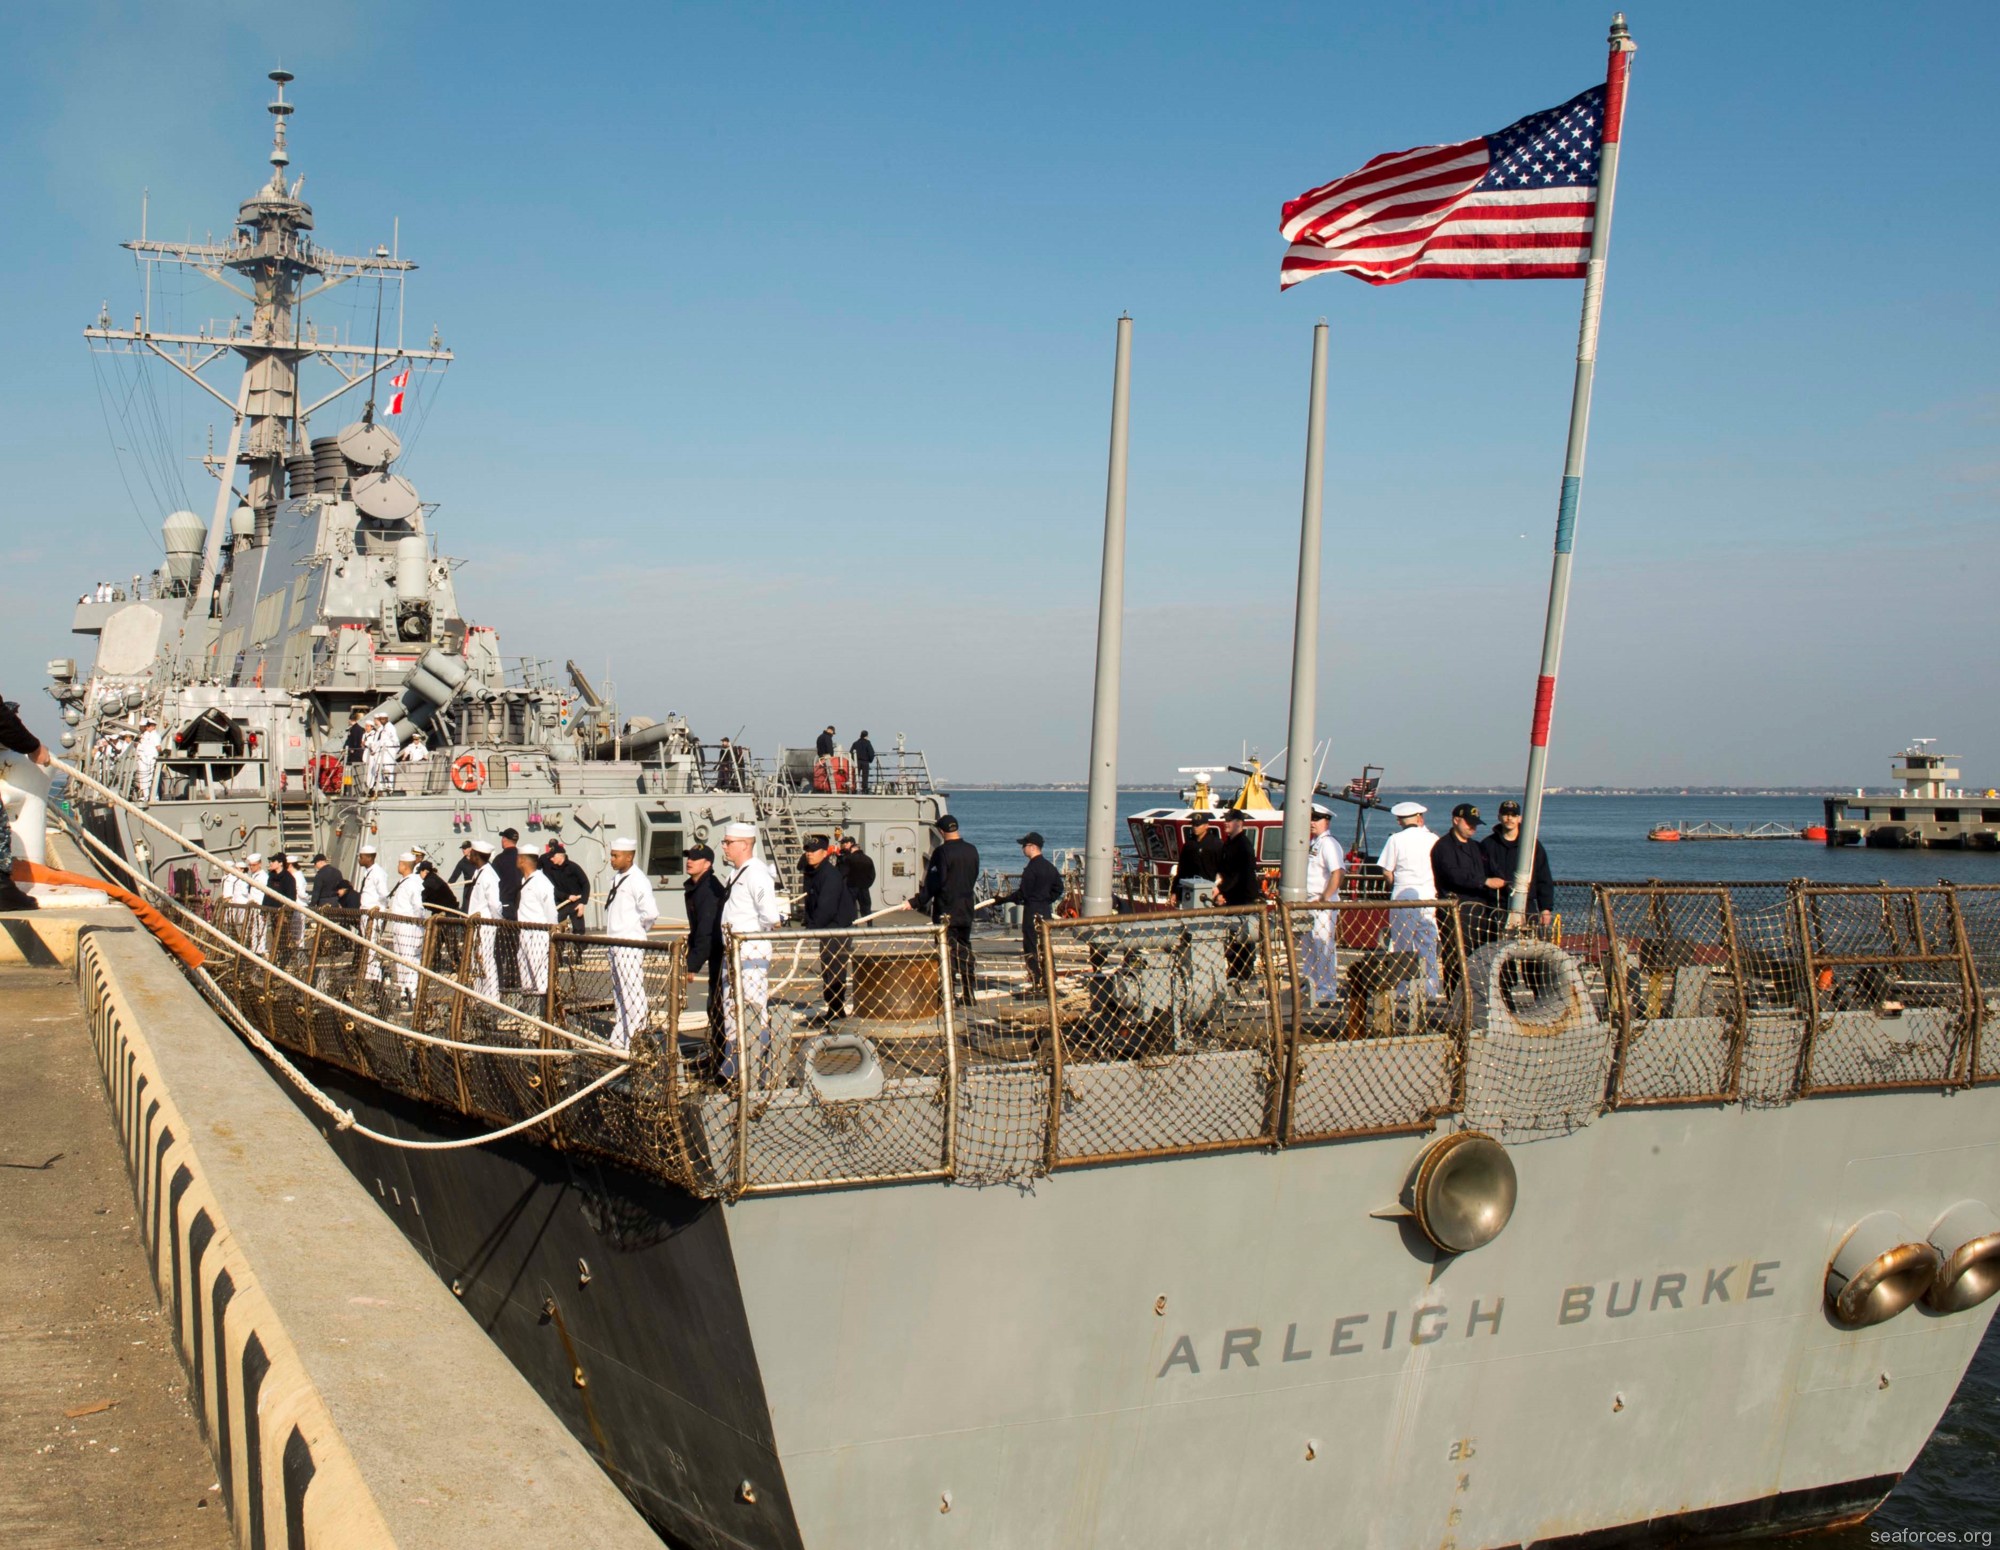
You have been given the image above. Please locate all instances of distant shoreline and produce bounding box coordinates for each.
[943,784,1864,797]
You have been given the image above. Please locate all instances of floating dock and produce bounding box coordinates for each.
[1647,820,1820,843]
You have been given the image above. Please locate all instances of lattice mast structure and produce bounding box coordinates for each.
[82,70,452,658]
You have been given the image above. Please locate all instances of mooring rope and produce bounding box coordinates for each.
[191,964,634,1152]
[67,825,583,1062]
[51,757,622,1055]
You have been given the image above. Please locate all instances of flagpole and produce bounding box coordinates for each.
[1507,12,1636,924]
[1081,314,1133,919]
[1278,320,1330,902]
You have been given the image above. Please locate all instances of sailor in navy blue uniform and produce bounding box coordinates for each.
[998,833,1064,993]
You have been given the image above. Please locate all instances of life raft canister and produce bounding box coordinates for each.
[451,754,487,792]
[812,754,854,793]
[306,753,345,795]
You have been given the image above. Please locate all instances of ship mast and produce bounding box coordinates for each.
[84,71,452,610]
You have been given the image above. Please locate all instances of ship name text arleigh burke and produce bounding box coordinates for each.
[1157,1257,1784,1377]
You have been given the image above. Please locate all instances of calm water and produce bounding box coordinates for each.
[946,788,2000,1541]
[945,788,2000,889]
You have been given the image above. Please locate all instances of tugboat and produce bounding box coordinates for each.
[1822,741,2000,849]
[1123,757,1387,906]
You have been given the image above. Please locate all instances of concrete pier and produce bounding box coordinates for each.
[0,901,663,1548]
[0,965,233,1549]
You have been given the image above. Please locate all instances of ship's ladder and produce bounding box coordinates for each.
[277,795,315,858]
[752,778,807,895]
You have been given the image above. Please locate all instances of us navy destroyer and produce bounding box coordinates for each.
[45,70,944,931]
[27,71,2000,1550]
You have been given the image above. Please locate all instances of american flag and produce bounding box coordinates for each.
[1280,85,1606,289]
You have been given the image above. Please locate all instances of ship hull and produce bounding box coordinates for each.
[285,1060,1999,1549]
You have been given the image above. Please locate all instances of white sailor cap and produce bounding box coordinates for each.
[610,836,638,851]
[721,821,758,841]
[356,841,379,854]
[398,851,417,863]
[464,838,491,855]
[518,841,544,857]
[1390,801,1427,818]
[246,852,263,864]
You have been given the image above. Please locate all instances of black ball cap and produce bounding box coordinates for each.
[1017,832,1044,848]
[685,843,714,862]
[499,827,520,841]
[1452,802,1482,824]
[1497,800,1522,817]
[936,816,960,833]
[803,834,831,852]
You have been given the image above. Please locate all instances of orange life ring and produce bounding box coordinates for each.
[306,753,344,795]
[451,754,487,792]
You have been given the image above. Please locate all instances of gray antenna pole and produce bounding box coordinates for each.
[1278,320,1330,901]
[1081,314,1133,919]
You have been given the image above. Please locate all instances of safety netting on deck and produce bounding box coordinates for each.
[204,904,709,1192]
[719,926,957,1195]
[183,880,1998,1199]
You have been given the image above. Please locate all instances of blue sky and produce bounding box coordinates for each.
[3,1,1994,787]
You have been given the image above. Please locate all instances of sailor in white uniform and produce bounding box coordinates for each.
[1300,806,1344,1001]
[399,731,429,764]
[386,852,427,1001]
[1375,801,1442,996]
[220,853,258,940]
[515,841,559,1001]
[133,718,162,803]
[354,843,390,982]
[463,840,502,1004]
[600,836,659,1050]
[365,716,400,794]
[246,855,273,955]
[717,821,784,1079]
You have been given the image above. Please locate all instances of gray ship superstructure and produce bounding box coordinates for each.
[54,72,944,923]
[38,72,2000,1550]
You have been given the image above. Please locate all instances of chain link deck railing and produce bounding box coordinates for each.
[1595,887,1746,1106]
[1038,904,1286,1169]
[1792,885,1977,1094]
[176,880,1998,1200]
[1956,884,2000,1082]
[1278,899,1468,1141]
[720,926,958,1195]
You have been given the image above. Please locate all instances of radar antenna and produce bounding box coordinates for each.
[83,71,454,613]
